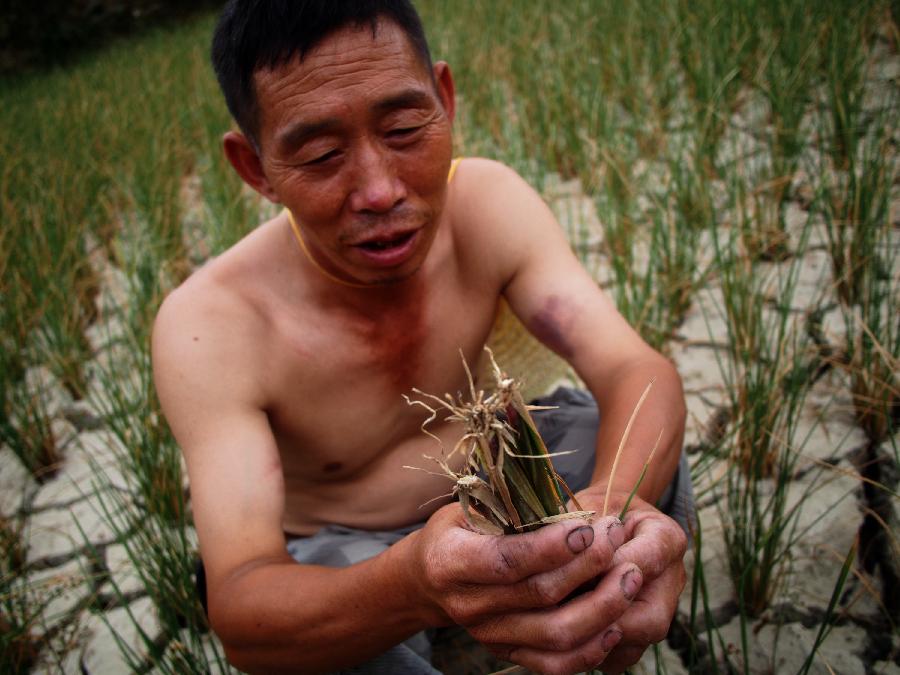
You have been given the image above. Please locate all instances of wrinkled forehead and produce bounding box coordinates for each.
[250,19,437,148]
[253,19,432,106]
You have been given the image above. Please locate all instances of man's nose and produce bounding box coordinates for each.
[348,144,407,213]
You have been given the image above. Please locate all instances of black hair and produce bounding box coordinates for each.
[211,0,433,146]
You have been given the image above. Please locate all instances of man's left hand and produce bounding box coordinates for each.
[573,488,688,673]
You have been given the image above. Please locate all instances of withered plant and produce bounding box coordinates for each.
[405,349,594,534]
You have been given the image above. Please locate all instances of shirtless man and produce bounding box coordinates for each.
[152,2,689,673]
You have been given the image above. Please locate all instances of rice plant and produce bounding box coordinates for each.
[707,213,819,615]
[747,0,820,260]
[600,198,704,352]
[0,369,61,482]
[0,514,38,675]
[674,0,759,175]
[406,350,591,534]
[81,472,232,674]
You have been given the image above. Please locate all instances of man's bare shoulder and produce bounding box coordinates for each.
[449,157,523,205]
[151,220,281,410]
[447,157,561,283]
[154,273,250,356]
[449,157,554,232]
[155,249,261,351]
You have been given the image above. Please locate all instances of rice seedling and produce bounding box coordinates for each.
[78,249,222,671]
[812,28,898,615]
[0,370,61,483]
[747,1,820,260]
[597,171,706,353]
[406,349,593,534]
[673,524,738,674]
[0,514,38,675]
[87,250,186,526]
[80,475,232,674]
[796,544,858,675]
[842,303,899,448]
[0,67,119,402]
[819,2,875,176]
[674,0,758,175]
[817,114,894,314]
[838,235,900,618]
[91,352,186,525]
[707,212,822,615]
[3,183,97,401]
[816,113,897,448]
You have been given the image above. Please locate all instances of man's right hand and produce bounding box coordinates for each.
[405,504,642,675]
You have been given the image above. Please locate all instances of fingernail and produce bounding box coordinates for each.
[566,525,594,553]
[607,519,625,548]
[620,567,642,600]
[601,627,622,651]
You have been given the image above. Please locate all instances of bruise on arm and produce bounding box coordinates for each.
[525,294,577,359]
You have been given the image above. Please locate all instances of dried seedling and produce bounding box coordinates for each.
[405,348,594,534]
[406,348,659,535]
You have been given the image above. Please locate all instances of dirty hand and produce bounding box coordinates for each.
[406,502,643,674]
[573,489,688,674]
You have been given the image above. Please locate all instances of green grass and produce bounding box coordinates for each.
[1,1,897,672]
[1,513,37,675]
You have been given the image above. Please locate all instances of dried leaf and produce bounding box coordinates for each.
[406,347,595,534]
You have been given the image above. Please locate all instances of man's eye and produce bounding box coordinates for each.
[387,126,421,138]
[305,150,339,165]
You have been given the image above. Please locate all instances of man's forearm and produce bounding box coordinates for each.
[586,355,686,505]
[210,537,427,674]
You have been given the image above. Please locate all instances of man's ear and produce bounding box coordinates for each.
[433,61,456,124]
[222,131,281,203]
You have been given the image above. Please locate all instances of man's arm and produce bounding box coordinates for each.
[455,159,688,673]
[152,283,634,674]
[152,287,423,672]
[456,159,684,498]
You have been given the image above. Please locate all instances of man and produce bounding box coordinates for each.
[152,1,690,673]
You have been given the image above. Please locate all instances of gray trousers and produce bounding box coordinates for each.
[284,387,695,674]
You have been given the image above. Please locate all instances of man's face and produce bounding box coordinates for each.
[251,20,454,286]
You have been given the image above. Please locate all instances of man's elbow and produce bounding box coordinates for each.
[209,602,259,672]
[221,644,264,675]
[208,590,285,674]
[653,354,686,445]
[631,350,686,419]
[211,611,292,675]
[631,352,686,478]
[661,355,686,424]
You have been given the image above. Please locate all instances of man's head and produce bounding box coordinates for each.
[211,0,456,287]
[212,0,434,148]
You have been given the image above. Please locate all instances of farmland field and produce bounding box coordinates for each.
[1,1,897,673]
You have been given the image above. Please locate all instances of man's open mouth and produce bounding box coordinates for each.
[355,231,416,251]
[350,228,422,268]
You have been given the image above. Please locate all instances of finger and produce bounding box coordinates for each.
[594,563,686,674]
[613,562,685,646]
[594,644,646,674]
[436,523,626,625]
[492,624,624,675]
[613,510,687,579]
[474,518,624,613]
[453,514,625,584]
[470,562,642,650]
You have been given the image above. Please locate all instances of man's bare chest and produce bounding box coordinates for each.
[260,282,500,481]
